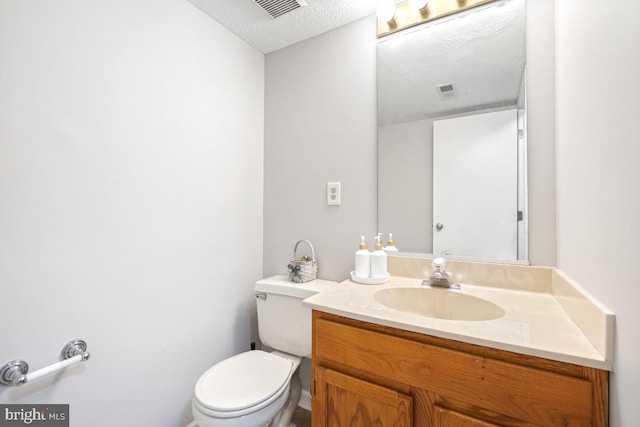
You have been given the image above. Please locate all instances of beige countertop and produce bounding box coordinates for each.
[303,261,614,371]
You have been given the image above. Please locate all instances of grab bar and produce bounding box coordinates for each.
[0,339,90,387]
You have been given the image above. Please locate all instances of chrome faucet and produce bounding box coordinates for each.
[422,257,460,289]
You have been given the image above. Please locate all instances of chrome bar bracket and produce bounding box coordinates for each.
[0,360,29,386]
[61,339,89,361]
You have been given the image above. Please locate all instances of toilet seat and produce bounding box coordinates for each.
[194,351,294,418]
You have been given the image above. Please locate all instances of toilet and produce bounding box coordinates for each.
[187,275,336,427]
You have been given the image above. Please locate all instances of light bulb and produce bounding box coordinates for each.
[377,0,396,23]
[409,0,429,10]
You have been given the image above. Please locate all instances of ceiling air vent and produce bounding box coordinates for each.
[436,82,456,97]
[253,0,308,19]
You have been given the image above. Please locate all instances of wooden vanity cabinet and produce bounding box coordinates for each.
[311,311,608,427]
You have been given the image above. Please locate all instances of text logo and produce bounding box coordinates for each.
[0,405,69,427]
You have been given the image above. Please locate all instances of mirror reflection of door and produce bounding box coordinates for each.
[433,109,519,260]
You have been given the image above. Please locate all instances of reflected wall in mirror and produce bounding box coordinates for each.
[377,0,527,262]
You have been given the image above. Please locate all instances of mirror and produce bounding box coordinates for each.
[377,0,527,262]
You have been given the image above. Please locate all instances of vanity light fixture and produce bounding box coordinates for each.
[408,0,429,11]
[377,0,499,38]
[377,0,397,24]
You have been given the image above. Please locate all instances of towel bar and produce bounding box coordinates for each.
[0,339,90,387]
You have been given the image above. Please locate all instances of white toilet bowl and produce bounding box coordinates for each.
[190,350,301,427]
[186,276,336,427]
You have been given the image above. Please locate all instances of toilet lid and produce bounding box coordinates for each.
[195,350,293,413]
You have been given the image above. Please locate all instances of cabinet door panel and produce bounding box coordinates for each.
[315,367,412,427]
[434,406,501,427]
[314,317,594,425]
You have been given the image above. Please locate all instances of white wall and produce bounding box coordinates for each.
[263,18,377,402]
[263,16,378,282]
[555,1,640,425]
[0,1,264,426]
[526,0,556,266]
[378,118,433,254]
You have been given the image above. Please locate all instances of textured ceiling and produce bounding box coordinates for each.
[378,0,526,126]
[186,0,378,54]
[186,0,526,125]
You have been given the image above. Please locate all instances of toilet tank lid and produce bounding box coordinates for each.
[255,275,337,299]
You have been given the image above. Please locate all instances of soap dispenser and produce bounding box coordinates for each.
[354,235,371,279]
[384,233,398,252]
[370,235,388,278]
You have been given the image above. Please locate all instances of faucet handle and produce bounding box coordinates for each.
[432,257,446,272]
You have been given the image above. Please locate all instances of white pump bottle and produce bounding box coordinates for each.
[384,233,398,252]
[354,235,371,279]
[370,235,388,278]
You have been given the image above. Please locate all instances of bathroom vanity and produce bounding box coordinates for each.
[311,311,606,426]
[304,257,613,426]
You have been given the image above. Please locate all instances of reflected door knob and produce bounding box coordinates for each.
[435,223,444,231]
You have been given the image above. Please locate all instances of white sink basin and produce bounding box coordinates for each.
[373,287,505,321]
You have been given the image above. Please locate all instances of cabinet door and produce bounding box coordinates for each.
[314,366,412,427]
[433,406,501,427]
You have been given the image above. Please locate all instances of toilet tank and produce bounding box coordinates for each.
[254,275,336,358]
